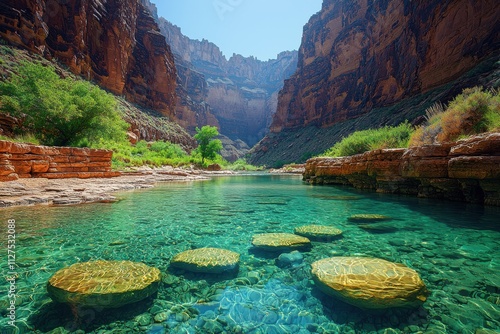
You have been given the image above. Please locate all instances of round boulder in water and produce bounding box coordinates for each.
[47,260,161,308]
[251,233,311,251]
[171,247,240,274]
[311,257,429,309]
[348,214,392,223]
[294,225,343,241]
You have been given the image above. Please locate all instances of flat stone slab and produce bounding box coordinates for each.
[171,248,240,274]
[47,260,161,308]
[311,257,429,309]
[348,214,392,223]
[252,233,311,251]
[294,225,343,240]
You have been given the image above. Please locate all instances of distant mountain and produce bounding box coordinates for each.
[249,0,500,166]
[156,18,299,148]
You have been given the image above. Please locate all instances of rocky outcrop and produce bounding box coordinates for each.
[118,99,197,151]
[0,113,19,137]
[0,0,177,117]
[0,140,119,181]
[303,133,500,206]
[157,19,298,146]
[271,0,499,132]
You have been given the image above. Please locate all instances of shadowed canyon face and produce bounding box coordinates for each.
[270,0,500,132]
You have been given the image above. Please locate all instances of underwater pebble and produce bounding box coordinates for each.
[246,271,261,284]
[135,313,152,327]
[154,311,170,323]
[276,250,304,268]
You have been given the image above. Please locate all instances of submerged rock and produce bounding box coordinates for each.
[294,225,343,241]
[358,223,399,233]
[251,233,311,251]
[47,260,161,308]
[170,248,240,274]
[276,251,304,268]
[311,257,429,309]
[347,214,393,223]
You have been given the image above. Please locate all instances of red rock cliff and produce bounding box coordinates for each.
[0,0,177,116]
[271,0,500,132]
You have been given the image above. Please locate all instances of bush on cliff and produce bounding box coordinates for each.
[0,62,128,147]
[409,87,500,146]
[322,122,414,157]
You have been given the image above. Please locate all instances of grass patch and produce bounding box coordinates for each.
[322,122,414,157]
[0,133,40,145]
[409,87,500,145]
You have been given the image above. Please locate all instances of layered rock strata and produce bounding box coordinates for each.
[271,0,500,132]
[0,140,119,181]
[0,0,177,116]
[303,133,500,206]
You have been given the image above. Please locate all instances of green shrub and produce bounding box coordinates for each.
[409,87,500,146]
[227,158,262,171]
[322,122,414,157]
[194,126,223,164]
[0,62,128,147]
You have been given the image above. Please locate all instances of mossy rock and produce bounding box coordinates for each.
[47,260,161,308]
[311,257,429,309]
[348,214,393,223]
[252,233,311,251]
[170,248,240,274]
[294,225,343,241]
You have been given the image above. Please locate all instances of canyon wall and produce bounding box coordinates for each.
[271,0,499,132]
[0,0,177,117]
[158,19,298,147]
[303,133,500,206]
[251,0,500,165]
[0,140,119,181]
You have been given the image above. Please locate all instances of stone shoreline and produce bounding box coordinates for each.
[304,133,500,206]
[0,167,232,209]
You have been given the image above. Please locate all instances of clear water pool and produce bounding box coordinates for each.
[1,174,499,333]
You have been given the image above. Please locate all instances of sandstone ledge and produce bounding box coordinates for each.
[304,133,500,206]
[0,140,116,181]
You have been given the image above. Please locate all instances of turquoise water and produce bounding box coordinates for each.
[1,174,499,334]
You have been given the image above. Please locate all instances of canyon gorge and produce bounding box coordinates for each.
[0,0,499,166]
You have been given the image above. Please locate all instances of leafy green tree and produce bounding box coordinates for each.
[0,62,128,147]
[194,125,223,164]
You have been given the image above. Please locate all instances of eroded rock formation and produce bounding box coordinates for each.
[271,0,499,132]
[303,133,500,206]
[0,0,177,117]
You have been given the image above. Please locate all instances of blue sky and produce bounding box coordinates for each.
[153,0,323,61]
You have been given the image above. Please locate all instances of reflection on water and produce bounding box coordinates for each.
[1,174,499,333]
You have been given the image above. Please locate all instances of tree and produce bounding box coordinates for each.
[0,62,128,147]
[194,125,223,164]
